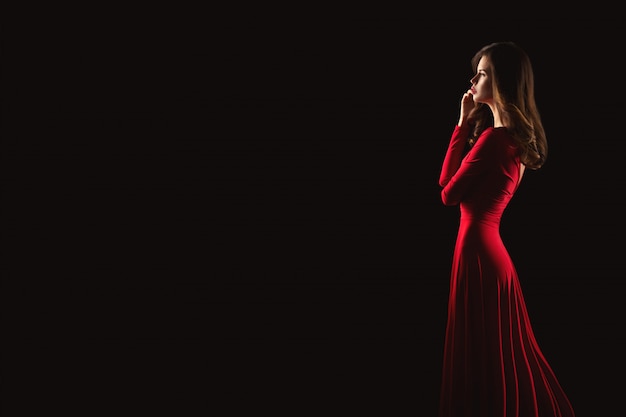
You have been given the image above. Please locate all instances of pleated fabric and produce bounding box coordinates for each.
[438,125,575,417]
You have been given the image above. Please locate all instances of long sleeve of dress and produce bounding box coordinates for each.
[439,124,470,189]
[439,125,501,206]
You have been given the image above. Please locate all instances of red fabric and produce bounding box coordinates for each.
[438,125,575,417]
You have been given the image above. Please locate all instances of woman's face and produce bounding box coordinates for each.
[469,56,493,104]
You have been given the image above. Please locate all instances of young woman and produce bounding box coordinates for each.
[438,42,575,417]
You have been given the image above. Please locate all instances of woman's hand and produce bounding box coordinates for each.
[458,90,475,127]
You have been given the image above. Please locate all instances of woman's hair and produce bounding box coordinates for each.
[467,41,547,170]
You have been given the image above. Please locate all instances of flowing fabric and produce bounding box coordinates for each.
[438,125,575,417]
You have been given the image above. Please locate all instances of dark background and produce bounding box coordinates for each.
[4,14,625,416]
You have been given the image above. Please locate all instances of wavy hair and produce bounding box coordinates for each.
[467,42,547,170]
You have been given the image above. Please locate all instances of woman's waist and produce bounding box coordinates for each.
[459,213,502,229]
[460,205,503,223]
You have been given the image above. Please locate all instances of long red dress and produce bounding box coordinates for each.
[438,125,575,417]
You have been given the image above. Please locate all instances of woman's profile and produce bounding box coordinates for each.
[438,41,575,417]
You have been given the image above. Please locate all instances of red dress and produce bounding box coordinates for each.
[438,125,575,417]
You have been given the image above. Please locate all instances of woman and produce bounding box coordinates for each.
[438,42,575,417]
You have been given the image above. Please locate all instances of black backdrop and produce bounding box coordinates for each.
[4,15,625,416]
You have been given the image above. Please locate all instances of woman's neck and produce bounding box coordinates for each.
[488,104,504,128]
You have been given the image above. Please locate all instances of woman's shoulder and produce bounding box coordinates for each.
[475,127,516,151]
[476,126,506,141]
[482,126,508,135]
[480,126,514,142]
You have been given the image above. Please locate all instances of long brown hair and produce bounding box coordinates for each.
[467,42,547,170]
